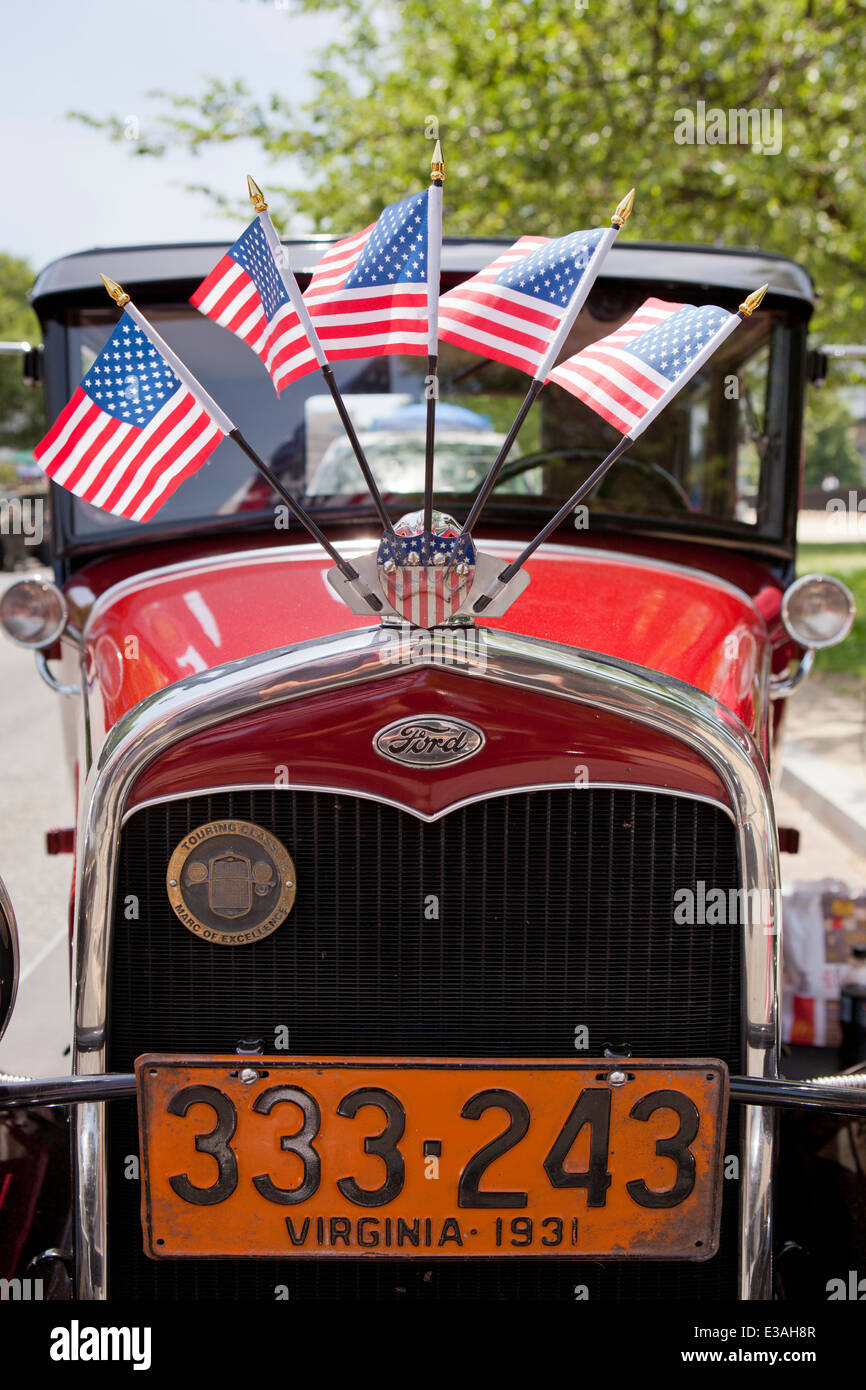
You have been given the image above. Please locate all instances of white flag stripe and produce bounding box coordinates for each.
[234,299,269,343]
[272,346,318,388]
[435,319,548,362]
[318,330,428,353]
[89,390,196,509]
[249,300,301,358]
[262,311,313,369]
[131,419,223,521]
[554,373,643,431]
[36,395,95,472]
[443,276,567,320]
[108,394,205,514]
[73,421,138,496]
[306,297,427,328]
[197,260,246,316]
[569,345,672,398]
[49,413,118,487]
[439,294,558,341]
[213,278,259,330]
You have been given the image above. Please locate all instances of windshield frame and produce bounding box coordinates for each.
[38,261,810,576]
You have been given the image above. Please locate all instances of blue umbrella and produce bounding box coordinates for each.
[369,402,493,432]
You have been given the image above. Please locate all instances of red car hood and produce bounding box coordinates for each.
[79,541,772,741]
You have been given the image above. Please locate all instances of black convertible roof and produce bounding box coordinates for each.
[30,236,814,314]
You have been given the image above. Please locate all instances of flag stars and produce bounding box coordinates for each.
[496,226,605,310]
[82,314,181,425]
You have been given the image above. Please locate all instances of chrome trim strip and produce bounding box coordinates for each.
[121,782,736,830]
[130,779,738,827]
[73,624,778,1300]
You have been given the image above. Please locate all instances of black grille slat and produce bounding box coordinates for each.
[106,787,741,1299]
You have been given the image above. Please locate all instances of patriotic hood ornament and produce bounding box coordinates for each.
[377,510,476,626]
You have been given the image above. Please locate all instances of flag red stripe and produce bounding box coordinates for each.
[93,394,201,512]
[312,315,426,342]
[439,302,552,357]
[430,323,541,375]
[121,408,213,519]
[35,390,98,469]
[316,341,427,362]
[307,290,427,317]
[59,414,128,492]
[190,256,235,309]
[440,285,562,333]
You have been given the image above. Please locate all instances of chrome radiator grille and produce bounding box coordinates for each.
[106,786,741,1299]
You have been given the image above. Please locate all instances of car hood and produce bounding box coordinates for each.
[78,541,773,742]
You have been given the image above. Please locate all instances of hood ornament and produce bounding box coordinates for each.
[376,509,475,626]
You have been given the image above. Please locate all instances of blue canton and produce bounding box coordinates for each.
[82,314,181,427]
[377,531,475,569]
[228,220,289,321]
[495,227,605,308]
[346,191,428,289]
[623,304,731,382]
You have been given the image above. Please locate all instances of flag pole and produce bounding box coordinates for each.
[246,177,397,538]
[472,283,769,613]
[445,187,635,576]
[99,275,383,613]
[423,140,444,540]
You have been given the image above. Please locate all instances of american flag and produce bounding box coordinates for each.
[438,227,608,376]
[377,512,474,626]
[303,189,430,360]
[548,297,739,437]
[33,313,226,522]
[191,218,319,393]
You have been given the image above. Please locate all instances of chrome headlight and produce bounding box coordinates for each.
[0,578,69,649]
[781,573,855,650]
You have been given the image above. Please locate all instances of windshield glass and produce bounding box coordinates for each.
[60,283,790,544]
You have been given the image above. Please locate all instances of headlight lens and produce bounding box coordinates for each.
[0,579,69,648]
[781,573,855,649]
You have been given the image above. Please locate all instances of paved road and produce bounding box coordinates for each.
[0,568,74,1077]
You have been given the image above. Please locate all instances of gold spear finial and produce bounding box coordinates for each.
[739,283,769,316]
[431,139,445,184]
[100,274,130,308]
[247,175,268,212]
[611,188,636,229]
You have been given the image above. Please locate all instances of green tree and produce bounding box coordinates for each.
[803,388,866,489]
[0,253,42,453]
[71,0,866,338]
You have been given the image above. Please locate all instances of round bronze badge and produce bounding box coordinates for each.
[166,819,297,946]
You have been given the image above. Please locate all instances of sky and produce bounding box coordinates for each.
[0,0,339,271]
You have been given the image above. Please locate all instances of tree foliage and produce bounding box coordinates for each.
[803,388,866,488]
[0,253,42,451]
[71,0,866,337]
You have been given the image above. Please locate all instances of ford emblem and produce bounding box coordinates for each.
[373,715,485,768]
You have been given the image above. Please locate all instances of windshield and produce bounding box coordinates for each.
[59,282,793,545]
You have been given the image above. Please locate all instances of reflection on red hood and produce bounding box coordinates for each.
[79,542,772,741]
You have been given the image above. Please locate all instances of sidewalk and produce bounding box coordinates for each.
[781,673,866,870]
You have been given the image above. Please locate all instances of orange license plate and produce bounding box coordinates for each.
[136,1056,728,1260]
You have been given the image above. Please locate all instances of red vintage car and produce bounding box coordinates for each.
[0,236,859,1303]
